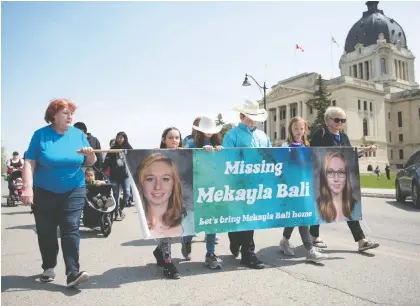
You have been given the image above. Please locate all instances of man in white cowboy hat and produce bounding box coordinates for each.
[222,100,271,269]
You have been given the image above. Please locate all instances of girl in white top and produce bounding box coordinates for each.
[279,117,328,263]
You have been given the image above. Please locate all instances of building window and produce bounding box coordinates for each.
[388,112,391,120]
[364,101,367,110]
[365,61,370,80]
[389,131,392,142]
[418,108,420,117]
[399,134,403,142]
[280,127,286,140]
[310,107,313,114]
[363,119,368,136]
[399,149,404,160]
[359,62,364,79]
[291,108,296,118]
[349,66,352,76]
[380,57,386,74]
[373,151,376,157]
[358,100,361,110]
[397,111,402,127]
[274,115,277,121]
[353,65,358,78]
[332,100,336,106]
[390,150,393,160]
[274,132,277,139]
[370,102,373,112]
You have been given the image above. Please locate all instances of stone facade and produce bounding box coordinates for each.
[260,38,419,172]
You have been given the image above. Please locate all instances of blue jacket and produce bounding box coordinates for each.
[222,123,271,148]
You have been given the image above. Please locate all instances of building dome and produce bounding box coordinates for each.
[344,1,407,53]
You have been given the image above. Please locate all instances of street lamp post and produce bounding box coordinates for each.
[241,73,268,133]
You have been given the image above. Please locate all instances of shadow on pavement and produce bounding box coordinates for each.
[1,275,81,296]
[321,249,376,257]
[1,211,31,216]
[257,245,345,267]
[386,201,420,212]
[5,224,36,231]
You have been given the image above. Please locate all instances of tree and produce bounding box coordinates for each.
[218,123,235,140]
[215,113,225,126]
[307,75,332,139]
[1,145,7,173]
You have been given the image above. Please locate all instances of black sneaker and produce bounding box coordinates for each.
[181,241,192,260]
[66,271,90,288]
[163,262,180,279]
[240,254,265,269]
[230,243,240,258]
[153,246,164,267]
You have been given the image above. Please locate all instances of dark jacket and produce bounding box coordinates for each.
[87,133,103,170]
[103,132,132,181]
[310,127,351,147]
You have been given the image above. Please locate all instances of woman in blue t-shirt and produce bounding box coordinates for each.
[22,99,97,288]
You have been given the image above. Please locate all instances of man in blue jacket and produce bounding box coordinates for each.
[222,100,271,269]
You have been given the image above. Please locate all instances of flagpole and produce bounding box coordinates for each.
[294,46,297,76]
[331,33,334,78]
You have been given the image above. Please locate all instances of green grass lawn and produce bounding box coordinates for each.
[359,172,396,189]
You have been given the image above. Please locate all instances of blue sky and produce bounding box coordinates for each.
[2,1,419,156]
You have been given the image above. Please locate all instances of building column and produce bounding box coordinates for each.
[302,101,307,119]
[276,106,280,140]
[297,102,301,118]
[286,104,290,132]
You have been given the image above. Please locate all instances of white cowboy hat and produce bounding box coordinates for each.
[233,100,268,122]
[192,116,223,134]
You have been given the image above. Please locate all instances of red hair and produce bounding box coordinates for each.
[44,99,77,123]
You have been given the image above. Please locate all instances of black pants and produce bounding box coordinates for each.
[310,221,365,242]
[228,230,255,257]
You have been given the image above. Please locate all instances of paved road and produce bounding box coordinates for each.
[2,180,420,306]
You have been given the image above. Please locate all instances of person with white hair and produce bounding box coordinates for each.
[222,100,271,269]
[309,106,379,252]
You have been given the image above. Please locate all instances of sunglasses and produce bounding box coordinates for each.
[330,118,346,124]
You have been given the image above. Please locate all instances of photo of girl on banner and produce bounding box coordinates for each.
[311,148,362,224]
[125,150,195,239]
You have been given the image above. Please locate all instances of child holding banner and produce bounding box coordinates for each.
[151,127,184,279]
[181,116,223,270]
[279,117,328,263]
[222,100,270,269]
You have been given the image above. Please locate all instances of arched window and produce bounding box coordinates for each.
[281,127,286,140]
[380,57,386,74]
[363,118,368,136]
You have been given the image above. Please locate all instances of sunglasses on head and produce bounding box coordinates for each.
[330,118,346,124]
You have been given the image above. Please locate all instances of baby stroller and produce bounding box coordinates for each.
[82,169,116,237]
[7,168,23,207]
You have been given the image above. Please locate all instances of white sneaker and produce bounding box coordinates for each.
[279,238,295,256]
[306,248,328,263]
[40,268,56,283]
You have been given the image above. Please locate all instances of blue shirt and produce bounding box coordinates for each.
[222,123,271,148]
[184,138,211,148]
[26,125,90,193]
[183,135,192,147]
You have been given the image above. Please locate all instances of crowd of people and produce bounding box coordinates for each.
[18,98,380,287]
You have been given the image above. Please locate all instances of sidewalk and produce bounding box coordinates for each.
[361,188,395,199]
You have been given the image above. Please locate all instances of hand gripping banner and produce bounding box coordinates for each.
[123,147,362,239]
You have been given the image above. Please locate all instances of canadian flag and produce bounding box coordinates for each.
[296,44,304,52]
